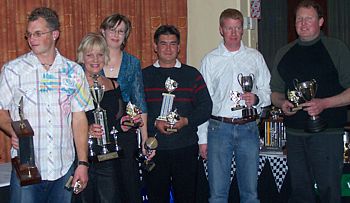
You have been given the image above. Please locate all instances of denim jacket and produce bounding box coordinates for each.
[101,51,147,113]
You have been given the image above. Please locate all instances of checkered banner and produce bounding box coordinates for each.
[250,0,261,19]
[202,153,288,192]
[267,156,288,192]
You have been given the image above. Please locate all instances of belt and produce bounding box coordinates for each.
[210,115,256,125]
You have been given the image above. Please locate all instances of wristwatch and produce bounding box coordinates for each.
[78,160,90,167]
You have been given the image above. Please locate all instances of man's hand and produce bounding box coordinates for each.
[302,98,327,117]
[72,165,89,194]
[11,133,19,149]
[154,120,170,134]
[280,100,298,116]
[173,117,188,131]
[199,144,207,160]
[241,92,257,107]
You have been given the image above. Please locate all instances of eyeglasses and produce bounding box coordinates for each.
[25,30,53,39]
[223,26,243,32]
[107,28,126,36]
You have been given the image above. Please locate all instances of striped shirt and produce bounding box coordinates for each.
[0,50,93,180]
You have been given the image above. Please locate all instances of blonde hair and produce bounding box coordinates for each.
[77,33,110,64]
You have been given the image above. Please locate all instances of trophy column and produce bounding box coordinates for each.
[89,75,119,162]
[11,97,41,186]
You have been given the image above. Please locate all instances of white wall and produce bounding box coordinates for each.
[187,0,258,68]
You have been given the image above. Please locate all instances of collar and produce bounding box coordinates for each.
[153,59,181,68]
[218,40,246,56]
[297,33,322,46]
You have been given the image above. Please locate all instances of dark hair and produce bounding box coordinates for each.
[154,25,180,44]
[296,0,324,19]
[100,14,132,50]
[28,7,60,31]
[219,8,243,27]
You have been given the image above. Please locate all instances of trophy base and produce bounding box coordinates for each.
[291,106,302,112]
[231,106,244,111]
[142,160,156,172]
[242,107,258,119]
[122,121,140,128]
[166,127,177,132]
[305,117,327,133]
[11,157,41,186]
[89,144,123,162]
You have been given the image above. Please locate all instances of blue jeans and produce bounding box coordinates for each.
[10,163,74,203]
[207,119,260,203]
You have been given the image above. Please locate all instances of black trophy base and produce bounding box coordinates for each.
[12,157,41,186]
[242,107,258,119]
[305,117,327,133]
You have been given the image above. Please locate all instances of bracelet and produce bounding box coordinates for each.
[78,160,89,167]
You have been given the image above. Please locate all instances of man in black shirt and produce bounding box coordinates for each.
[270,1,350,202]
[143,25,212,202]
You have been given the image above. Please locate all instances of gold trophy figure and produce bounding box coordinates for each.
[287,89,304,112]
[135,129,158,172]
[123,102,142,127]
[11,97,41,186]
[165,109,180,132]
[89,74,119,162]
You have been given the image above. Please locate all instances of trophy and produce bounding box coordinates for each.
[287,89,304,111]
[157,77,178,121]
[230,90,243,111]
[89,74,119,162]
[237,73,258,118]
[110,126,124,158]
[123,102,142,127]
[135,130,158,172]
[11,97,41,186]
[165,109,180,132]
[294,79,327,133]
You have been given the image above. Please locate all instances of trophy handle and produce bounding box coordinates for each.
[293,79,299,90]
[249,73,255,83]
[311,79,318,95]
[237,73,243,87]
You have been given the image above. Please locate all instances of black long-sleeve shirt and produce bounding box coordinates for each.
[143,64,213,150]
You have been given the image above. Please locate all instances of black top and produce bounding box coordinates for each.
[86,79,125,140]
[271,35,350,129]
[143,64,213,150]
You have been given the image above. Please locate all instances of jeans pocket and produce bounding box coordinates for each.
[208,119,221,132]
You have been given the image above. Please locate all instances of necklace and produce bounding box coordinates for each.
[109,66,115,72]
[41,63,53,67]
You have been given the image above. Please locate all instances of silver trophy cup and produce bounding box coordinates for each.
[237,73,257,118]
[294,79,327,133]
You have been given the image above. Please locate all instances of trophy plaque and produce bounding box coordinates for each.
[123,102,142,127]
[237,73,258,118]
[89,74,119,162]
[157,77,178,121]
[294,79,327,133]
[287,89,304,112]
[135,130,158,172]
[165,109,180,132]
[11,97,41,186]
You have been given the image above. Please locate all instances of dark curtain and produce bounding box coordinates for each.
[327,0,350,48]
[258,0,288,70]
